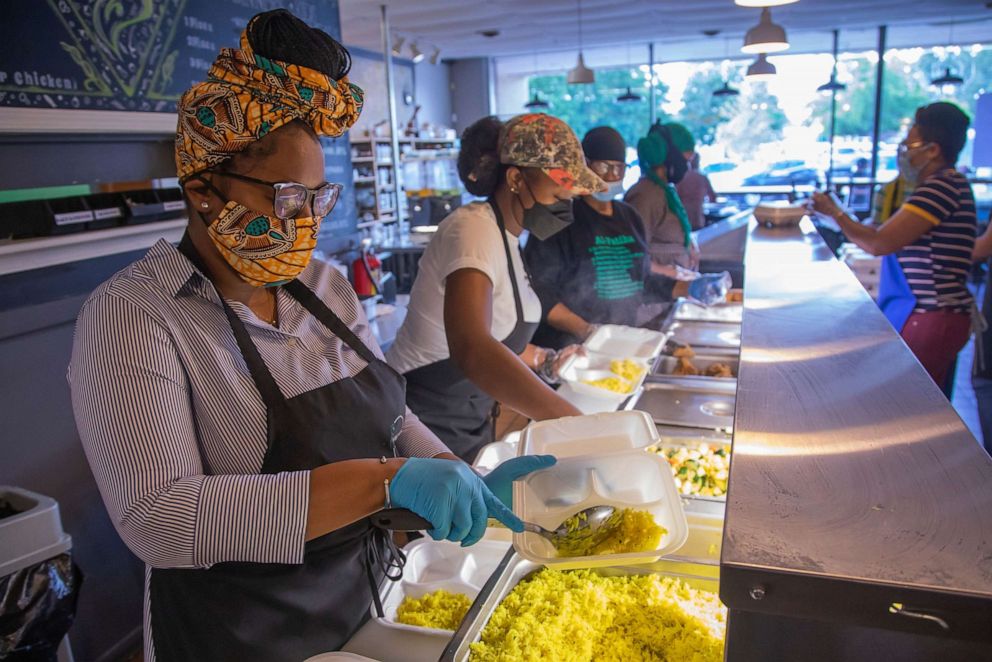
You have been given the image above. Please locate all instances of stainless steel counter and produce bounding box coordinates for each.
[721,218,992,658]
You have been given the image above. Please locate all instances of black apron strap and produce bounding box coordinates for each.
[488,199,526,325]
[178,233,288,414]
[284,278,379,364]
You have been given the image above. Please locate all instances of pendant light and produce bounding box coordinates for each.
[616,86,642,103]
[615,44,641,102]
[524,92,550,110]
[742,8,789,54]
[745,53,776,81]
[930,24,964,89]
[713,39,740,97]
[735,0,798,6]
[567,0,595,84]
[817,29,847,94]
[931,67,964,88]
[713,81,741,97]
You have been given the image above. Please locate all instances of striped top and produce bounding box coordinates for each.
[898,169,977,313]
[69,239,448,659]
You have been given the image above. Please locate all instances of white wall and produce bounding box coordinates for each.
[450,58,494,134]
[348,51,415,138]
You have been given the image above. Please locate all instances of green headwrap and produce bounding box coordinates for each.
[637,132,692,248]
[664,122,696,154]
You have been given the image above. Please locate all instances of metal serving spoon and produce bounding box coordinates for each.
[522,505,617,550]
[371,505,617,551]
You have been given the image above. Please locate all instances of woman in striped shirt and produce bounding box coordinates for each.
[810,102,977,388]
[69,10,548,662]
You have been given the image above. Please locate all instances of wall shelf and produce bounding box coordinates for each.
[0,219,186,276]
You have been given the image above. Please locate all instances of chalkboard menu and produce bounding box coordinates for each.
[0,0,340,112]
[0,0,359,240]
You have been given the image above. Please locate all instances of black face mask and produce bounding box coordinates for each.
[519,182,574,241]
[662,132,689,184]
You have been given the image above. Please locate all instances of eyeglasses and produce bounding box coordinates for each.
[588,160,626,179]
[897,140,929,155]
[212,171,343,219]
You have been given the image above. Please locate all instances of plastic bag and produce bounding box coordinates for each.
[0,553,82,661]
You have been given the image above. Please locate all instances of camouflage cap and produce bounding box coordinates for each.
[499,113,606,194]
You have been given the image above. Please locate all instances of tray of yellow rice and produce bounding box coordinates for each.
[557,354,654,413]
[512,448,689,570]
[374,538,510,637]
[440,552,726,662]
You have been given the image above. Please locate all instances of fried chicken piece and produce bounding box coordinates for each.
[704,362,735,378]
[671,344,695,359]
[673,357,699,376]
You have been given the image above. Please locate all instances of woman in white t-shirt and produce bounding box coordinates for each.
[387,114,606,461]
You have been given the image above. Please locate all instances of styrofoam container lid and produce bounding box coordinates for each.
[511,450,689,570]
[518,410,658,459]
[583,324,667,361]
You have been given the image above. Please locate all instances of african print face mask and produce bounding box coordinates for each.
[205,200,319,287]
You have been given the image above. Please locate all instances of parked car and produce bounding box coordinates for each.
[742,163,821,187]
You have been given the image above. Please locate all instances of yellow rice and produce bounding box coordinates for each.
[395,588,472,631]
[469,569,726,661]
[556,508,666,558]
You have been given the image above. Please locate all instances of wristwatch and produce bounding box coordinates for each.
[539,348,560,384]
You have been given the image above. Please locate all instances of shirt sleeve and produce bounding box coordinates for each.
[69,293,310,569]
[436,209,505,284]
[903,175,960,226]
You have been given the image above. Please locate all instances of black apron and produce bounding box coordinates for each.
[404,200,538,462]
[149,236,408,662]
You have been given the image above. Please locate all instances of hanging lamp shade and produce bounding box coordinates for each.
[931,67,964,87]
[524,92,550,110]
[713,81,741,97]
[735,0,798,6]
[746,53,776,81]
[409,42,425,64]
[817,77,846,93]
[742,8,789,54]
[616,86,642,103]
[567,52,595,84]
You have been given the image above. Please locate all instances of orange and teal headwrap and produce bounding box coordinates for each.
[175,16,364,182]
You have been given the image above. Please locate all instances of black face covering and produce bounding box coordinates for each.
[662,130,689,185]
[519,181,574,241]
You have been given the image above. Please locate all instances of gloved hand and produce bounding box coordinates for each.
[389,457,521,546]
[482,455,556,509]
[687,271,732,307]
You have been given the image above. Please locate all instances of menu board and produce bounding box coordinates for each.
[0,0,358,238]
[0,0,341,112]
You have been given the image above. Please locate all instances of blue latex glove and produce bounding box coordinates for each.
[482,455,557,509]
[390,458,521,546]
[687,271,732,307]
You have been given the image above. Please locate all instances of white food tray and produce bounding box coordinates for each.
[557,354,652,409]
[472,431,521,475]
[511,450,688,570]
[583,324,667,361]
[374,538,510,638]
[518,410,658,458]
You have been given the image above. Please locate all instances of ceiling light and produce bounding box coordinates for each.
[524,92,550,110]
[735,0,799,6]
[746,53,776,81]
[818,29,846,94]
[429,47,441,65]
[713,81,741,97]
[409,42,425,64]
[931,67,964,87]
[568,53,595,84]
[616,86,642,103]
[567,0,595,85]
[817,77,846,93]
[742,8,789,54]
[391,35,405,56]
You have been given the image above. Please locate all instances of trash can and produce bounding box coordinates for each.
[0,487,82,662]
